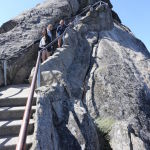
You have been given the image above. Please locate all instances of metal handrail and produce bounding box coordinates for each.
[0,59,7,85]
[16,51,41,150]
[15,1,107,149]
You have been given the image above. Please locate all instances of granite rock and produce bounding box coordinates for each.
[0,0,80,86]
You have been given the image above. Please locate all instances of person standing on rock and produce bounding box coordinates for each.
[47,24,53,55]
[56,19,67,48]
[39,28,51,62]
[47,24,53,41]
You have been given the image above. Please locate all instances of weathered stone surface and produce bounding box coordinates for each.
[32,83,100,150]
[31,5,113,150]
[0,20,17,34]
[1,0,150,149]
[110,121,131,150]
[31,90,59,150]
[85,23,150,149]
[110,120,146,150]
[112,10,121,23]
[131,133,146,150]
[31,2,150,148]
[0,0,80,86]
[0,0,119,86]
[30,4,113,87]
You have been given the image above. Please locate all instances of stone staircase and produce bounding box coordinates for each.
[0,84,36,150]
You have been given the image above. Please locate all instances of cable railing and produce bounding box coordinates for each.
[13,1,107,149]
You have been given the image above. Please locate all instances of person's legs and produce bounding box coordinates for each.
[58,37,62,48]
[46,51,50,58]
[42,50,46,62]
[62,35,65,43]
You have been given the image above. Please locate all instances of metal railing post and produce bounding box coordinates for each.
[3,60,7,86]
[74,16,79,26]
[37,52,41,88]
[16,51,41,150]
[100,1,102,6]
[90,5,94,12]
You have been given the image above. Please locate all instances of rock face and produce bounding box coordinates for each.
[85,22,150,149]
[30,2,150,150]
[0,0,119,86]
[32,86,100,150]
[0,0,81,86]
[31,4,113,150]
[1,0,150,149]
[0,20,17,34]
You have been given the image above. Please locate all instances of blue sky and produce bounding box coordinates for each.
[111,0,150,51]
[0,0,44,25]
[0,0,149,51]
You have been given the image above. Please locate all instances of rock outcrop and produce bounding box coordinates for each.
[0,20,18,34]
[30,2,150,150]
[31,4,113,149]
[85,22,150,149]
[0,0,81,86]
[1,0,150,149]
[0,0,120,86]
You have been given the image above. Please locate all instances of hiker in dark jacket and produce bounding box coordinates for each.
[56,19,67,48]
[39,28,51,62]
[47,24,53,41]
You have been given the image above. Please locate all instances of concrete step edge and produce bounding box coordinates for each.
[0,98,37,107]
[0,135,33,148]
[0,119,34,128]
[0,106,36,111]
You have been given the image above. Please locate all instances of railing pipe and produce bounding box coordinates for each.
[37,52,41,88]
[90,6,94,12]
[3,60,7,86]
[100,1,102,6]
[16,51,41,150]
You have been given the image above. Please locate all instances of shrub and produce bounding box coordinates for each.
[95,117,115,150]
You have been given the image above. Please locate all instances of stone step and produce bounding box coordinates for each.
[0,97,36,107]
[0,106,36,120]
[0,135,33,150]
[0,84,37,107]
[0,85,35,150]
[0,119,34,137]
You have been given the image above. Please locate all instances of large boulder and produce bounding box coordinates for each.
[85,22,150,149]
[30,2,150,149]
[30,4,113,86]
[0,0,80,86]
[32,85,100,150]
[31,4,113,150]
[0,0,120,86]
